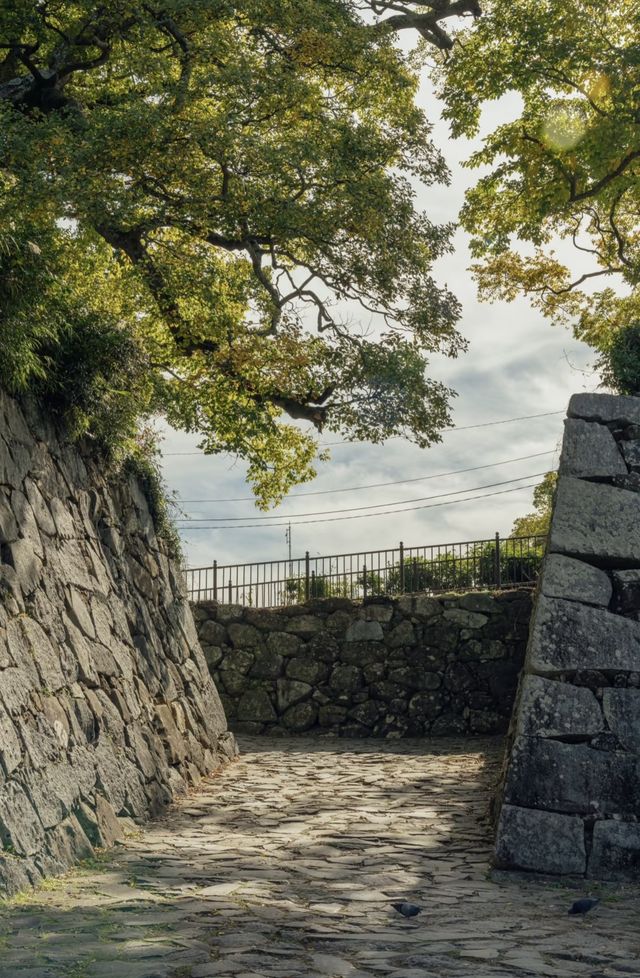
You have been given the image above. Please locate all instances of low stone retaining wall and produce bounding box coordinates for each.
[192,590,532,737]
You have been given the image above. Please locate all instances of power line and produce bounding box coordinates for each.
[177,471,550,524]
[161,408,565,456]
[176,471,550,522]
[178,480,544,530]
[173,448,556,503]
[319,409,565,446]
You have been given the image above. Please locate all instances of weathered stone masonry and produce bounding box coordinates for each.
[0,391,235,897]
[193,590,532,737]
[495,393,640,881]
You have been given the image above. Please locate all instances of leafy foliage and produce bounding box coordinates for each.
[434,0,640,371]
[125,426,184,561]
[386,553,473,592]
[0,223,155,450]
[0,1,476,505]
[510,471,557,538]
[284,573,351,602]
[595,321,640,395]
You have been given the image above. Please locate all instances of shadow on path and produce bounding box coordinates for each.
[0,736,638,978]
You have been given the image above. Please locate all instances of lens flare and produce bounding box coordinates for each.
[541,104,587,151]
[585,72,611,101]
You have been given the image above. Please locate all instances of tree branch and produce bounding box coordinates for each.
[370,1,482,50]
[570,149,640,203]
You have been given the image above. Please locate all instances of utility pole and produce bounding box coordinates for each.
[285,522,292,575]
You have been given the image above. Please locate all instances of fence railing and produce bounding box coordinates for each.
[185,534,547,608]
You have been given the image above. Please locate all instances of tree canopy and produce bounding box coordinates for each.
[0,1,483,504]
[435,0,640,366]
[4,1,631,508]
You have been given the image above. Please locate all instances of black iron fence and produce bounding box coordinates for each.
[185,534,546,607]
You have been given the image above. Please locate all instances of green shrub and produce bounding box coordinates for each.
[596,322,640,396]
[124,429,183,563]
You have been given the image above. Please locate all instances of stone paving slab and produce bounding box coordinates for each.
[0,736,638,978]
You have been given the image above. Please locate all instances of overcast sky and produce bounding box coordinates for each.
[159,75,597,572]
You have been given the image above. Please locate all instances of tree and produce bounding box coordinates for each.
[595,321,640,395]
[386,552,474,592]
[433,1,640,369]
[0,1,487,505]
[285,572,351,602]
[510,471,557,538]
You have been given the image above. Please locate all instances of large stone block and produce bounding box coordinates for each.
[282,700,317,731]
[611,569,640,618]
[387,620,416,647]
[559,418,626,478]
[199,619,227,646]
[329,663,363,694]
[516,676,603,738]
[265,631,300,657]
[341,639,386,665]
[621,439,640,473]
[286,656,328,684]
[528,596,640,674]
[0,494,18,544]
[397,594,441,619]
[602,689,640,752]
[276,678,312,711]
[495,805,586,875]
[550,477,640,565]
[459,592,500,614]
[504,736,640,815]
[6,540,43,594]
[364,604,393,623]
[588,821,640,880]
[0,712,21,776]
[227,622,263,648]
[237,688,277,723]
[216,604,244,623]
[0,782,46,856]
[286,614,324,636]
[345,620,384,643]
[541,554,612,607]
[569,392,640,425]
[249,647,283,680]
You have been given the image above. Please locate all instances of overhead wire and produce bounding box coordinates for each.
[173,448,556,503]
[162,408,565,456]
[178,480,546,530]
[175,470,551,522]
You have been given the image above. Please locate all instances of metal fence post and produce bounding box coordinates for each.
[304,551,310,601]
[399,541,405,594]
[494,532,502,589]
[213,560,217,602]
[363,562,367,599]
[228,578,232,603]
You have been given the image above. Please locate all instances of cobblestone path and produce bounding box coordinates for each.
[1,737,638,978]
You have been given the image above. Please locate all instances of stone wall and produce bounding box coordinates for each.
[0,391,235,897]
[494,393,640,881]
[193,590,532,737]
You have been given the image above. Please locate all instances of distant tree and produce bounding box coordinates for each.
[510,472,557,538]
[285,572,351,603]
[595,322,640,396]
[386,552,474,593]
